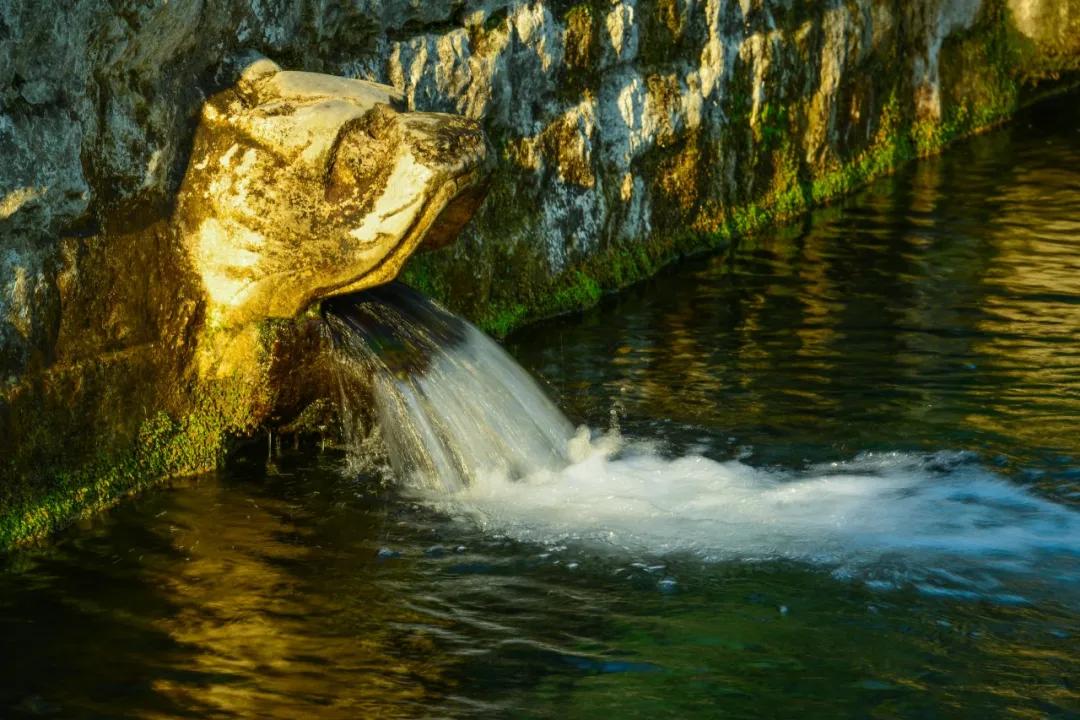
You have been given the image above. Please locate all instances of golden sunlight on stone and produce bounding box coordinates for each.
[176,56,491,341]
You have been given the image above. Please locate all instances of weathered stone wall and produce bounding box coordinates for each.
[389,0,1080,331]
[1,0,1077,546]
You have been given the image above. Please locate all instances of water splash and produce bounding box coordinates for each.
[324,283,574,493]
[442,442,1080,572]
[325,284,1080,592]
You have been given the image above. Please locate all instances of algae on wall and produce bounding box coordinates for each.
[1,0,1078,547]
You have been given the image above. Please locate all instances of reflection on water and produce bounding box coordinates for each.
[2,96,1079,718]
[0,470,466,719]
[3,453,1077,719]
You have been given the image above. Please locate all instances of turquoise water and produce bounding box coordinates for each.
[2,95,1079,717]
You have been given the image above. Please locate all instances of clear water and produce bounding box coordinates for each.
[3,95,1080,717]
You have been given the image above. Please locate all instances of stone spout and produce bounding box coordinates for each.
[176,57,491,336]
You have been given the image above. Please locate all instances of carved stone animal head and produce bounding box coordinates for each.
[176,57,490,334]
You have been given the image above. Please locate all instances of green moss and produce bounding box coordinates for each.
[471,269,611,336]
[757,101,791,150]
[0,386,239,548]
[0,322,275,550]
[475,301,528,338]
[400,251,449,299]
[451,270,604,339]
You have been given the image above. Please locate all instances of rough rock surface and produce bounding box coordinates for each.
[0,0,1077,546]
[391,0,1080,330]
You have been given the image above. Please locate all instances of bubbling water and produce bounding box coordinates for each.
[325,284,1080,592]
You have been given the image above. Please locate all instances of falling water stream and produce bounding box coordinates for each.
[325,283,1079,593]
[2,94,1079,718]
[323,283,575,494]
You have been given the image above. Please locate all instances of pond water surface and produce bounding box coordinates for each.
[2,95,1079,718]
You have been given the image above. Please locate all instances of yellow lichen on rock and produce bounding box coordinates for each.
[1008,0,1080,72]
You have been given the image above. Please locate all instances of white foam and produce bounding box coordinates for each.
[419,432,1080,581]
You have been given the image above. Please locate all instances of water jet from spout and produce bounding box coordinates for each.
[324,283,575,493]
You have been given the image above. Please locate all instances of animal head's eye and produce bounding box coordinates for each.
[251,99,297,118]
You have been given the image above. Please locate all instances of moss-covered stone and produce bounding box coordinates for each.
[0,382,254,548]
[0,59,491,550]
[3,0,1080,550]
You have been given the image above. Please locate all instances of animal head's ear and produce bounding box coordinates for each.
[216,51,282,107]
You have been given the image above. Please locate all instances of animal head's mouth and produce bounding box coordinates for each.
[317,107,492,299]
[326,164,490,299]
